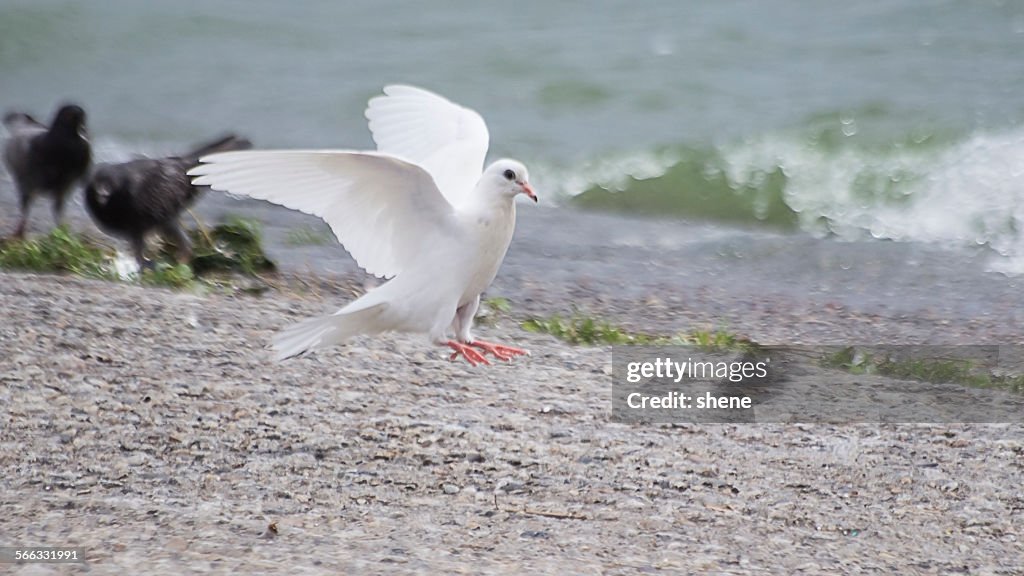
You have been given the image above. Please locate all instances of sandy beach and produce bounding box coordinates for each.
[2,253,1022,574]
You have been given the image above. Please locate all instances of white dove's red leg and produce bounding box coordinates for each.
[469,340,529,362]
[446,340,490,366]
[448,298,530,364]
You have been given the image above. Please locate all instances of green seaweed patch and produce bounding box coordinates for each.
[0,226,114,279]
[140,262,195,289]
[285,225,332,247]
[687,328,748,351]
[522,313,655,345]
[484,296,512,314]
[826,347,1024,394]
[187,216,276,277]
[0,222,274,293]
[475,296,513,327]
[522,310,750,351]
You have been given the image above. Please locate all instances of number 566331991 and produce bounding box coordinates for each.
[2,547,85,563]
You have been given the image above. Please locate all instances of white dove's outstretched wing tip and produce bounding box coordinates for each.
[186,150,250,179]
[364,83,489,208]
[381,83,435,96]
[366,84,444,117]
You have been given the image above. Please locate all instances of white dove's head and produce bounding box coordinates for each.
[480,159,537,203]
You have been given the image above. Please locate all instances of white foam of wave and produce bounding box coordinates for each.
[719,127,1024,274]
[536,148,679,203]
[53,132,1024,275]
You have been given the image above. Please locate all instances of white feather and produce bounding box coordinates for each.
[190,150,460,279]
[365,84,489,208]
[273,302,389,361]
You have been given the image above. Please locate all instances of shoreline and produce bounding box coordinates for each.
[3,177,1022,344]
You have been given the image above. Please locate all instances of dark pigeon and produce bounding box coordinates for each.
[3,104,92,237]
[84,134,251,267]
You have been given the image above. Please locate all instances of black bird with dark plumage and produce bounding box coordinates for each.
[3,104,92,238]
[84,134,251,267]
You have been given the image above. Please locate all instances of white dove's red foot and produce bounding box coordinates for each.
[447,341,490,366]
[470,340,530,362]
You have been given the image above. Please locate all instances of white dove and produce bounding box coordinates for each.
[188,85,537,365]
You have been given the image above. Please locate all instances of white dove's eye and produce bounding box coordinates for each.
[503,169,516,181]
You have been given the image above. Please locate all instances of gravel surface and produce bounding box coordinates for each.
[2,272,1022,575]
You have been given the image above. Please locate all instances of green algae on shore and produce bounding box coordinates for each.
[0,217,276,290]
[0,226,114,279]
[522,309,749,351]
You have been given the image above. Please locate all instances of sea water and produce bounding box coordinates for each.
[3,0,1024,271]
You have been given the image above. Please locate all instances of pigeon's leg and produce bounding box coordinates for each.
[453,297,481,343]
[159,220,193,263]
[469,340,530,362]
[51,191,69,229]
[13,216,28,239]
[130,234,154,270]
[13,189,33,238]
[453,296,529,362]
[446,341,490,367]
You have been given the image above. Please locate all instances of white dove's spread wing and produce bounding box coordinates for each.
[189,150,459,279]
[365,85,489,209]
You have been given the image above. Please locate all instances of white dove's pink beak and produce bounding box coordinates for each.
[521,182,538,203]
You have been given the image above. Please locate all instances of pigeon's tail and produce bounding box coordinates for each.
[181,134,252,164]
[272,303,389,361]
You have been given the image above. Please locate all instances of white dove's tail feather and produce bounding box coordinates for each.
[273,303,388,361]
